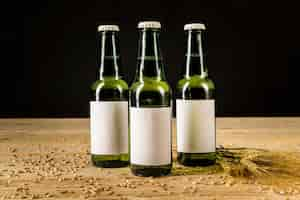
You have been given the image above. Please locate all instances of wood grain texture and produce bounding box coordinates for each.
[0,118,300,200]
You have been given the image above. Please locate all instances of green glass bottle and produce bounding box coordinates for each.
[90,25,129,168]
[176,23,216,166]
[129,21,172,177]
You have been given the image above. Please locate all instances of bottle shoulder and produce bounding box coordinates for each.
[129,79,171,107]
[130,79,170,93]
[177,76,215,90]
[91,77,128,91]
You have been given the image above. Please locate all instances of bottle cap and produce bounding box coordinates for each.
[184,23,206,31]
[138,21,161,29]
[98,25,120,32]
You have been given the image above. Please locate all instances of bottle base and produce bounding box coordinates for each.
[91,154,129,168]
[130,163,172,177]
[177,152,216,166]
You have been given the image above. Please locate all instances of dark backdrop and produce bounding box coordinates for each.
[2,1,299,117]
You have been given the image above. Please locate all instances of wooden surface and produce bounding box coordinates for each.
[0,118,300,200]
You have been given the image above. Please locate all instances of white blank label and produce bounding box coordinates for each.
[130,107,171,166]
[90,101,128,155]
[176,100,215,153]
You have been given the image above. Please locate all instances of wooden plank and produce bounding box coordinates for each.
[0,118,300,199]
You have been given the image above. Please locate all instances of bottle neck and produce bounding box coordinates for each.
[136,29,165,81]
[98,31,121,80]
[184,30,207,78]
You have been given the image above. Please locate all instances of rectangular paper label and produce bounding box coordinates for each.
[90,101,128,155]
[130,107,172,166]
[176,100,215,153]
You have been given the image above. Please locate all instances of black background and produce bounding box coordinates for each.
[2,0,299,117]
